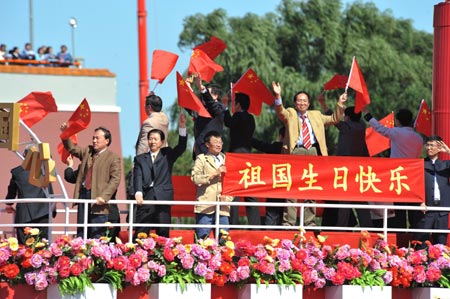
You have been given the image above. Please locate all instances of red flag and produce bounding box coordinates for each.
[346,57,370,113]
[150,50,179,84]
[193,36,226,60]
[60,98,91,140]
[176,72,211,118]
[17,91,58,127]
[365,112,394,156]
[231,68,273,116]
[324,74,348,90]
[188,49,224,82]
[57,134,77,163]
[414,99,432,137]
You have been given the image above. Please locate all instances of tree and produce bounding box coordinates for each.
[168,0,432,172]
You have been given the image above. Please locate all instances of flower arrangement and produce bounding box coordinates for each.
[1,228,450,295]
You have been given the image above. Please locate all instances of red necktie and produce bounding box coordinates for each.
[301,115,311,149]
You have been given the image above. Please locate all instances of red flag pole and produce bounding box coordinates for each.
[138,0,149,125]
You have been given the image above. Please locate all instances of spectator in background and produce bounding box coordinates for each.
[57,45,73,64]
[64,155,121,240]
[364,107,423,228]
[43,46,57,64]
[0,44,6,61]
[412,136,450,249]
[36,45,47,61]
[251,127,286,226]
[133,114,187,239]
[4,145,56,244]
[135,92,169,155]
[21,42,36,60]
[191,130,233,240]
[224,93,261,227]
[8,47,21,60]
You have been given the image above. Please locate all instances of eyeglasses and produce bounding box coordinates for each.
[208,141,223,145]
[425,144,437,148]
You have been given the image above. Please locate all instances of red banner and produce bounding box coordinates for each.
[222,153,424,203]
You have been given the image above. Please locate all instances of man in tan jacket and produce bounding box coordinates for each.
[61,124,121,239]
[191,130,233,240]
[272,82,346,226]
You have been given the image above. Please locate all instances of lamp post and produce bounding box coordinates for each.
[69,17,77,59]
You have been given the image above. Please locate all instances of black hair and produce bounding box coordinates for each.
[396,108,414,127]
[344,106,362,122]
[204,130,222,143]
[293,90,311,103]
[145,94,163,112]
[95,127,112,146]
[235,93,250,111]
[207,84,223,98]
[426,135,442,143]
[147,129,165,141]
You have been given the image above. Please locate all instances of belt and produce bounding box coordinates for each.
[295,143,317,149]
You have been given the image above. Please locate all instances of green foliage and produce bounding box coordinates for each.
[350,268,387,287]
[58,273,93,296]
[169,0,432,165]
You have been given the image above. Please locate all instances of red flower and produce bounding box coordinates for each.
[128,253,142,268]
[70,262,83,276]
[59,266,71,279]
[291,258,303,271]
[428,246,442,260]
[57,256,71,268]
[219,262,234,275]
[125,267,136,282]
[331,272,345,285]
[113,256,128,271]
[23,248,34,259]
[3,264,20,279]
[163,248,175,262]
[21,258,32,269]
[426,267,442,282]
[237,257,250,267]
[296,249,308,260]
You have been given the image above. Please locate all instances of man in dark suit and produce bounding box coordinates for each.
[224,93,260,227]
[133,113,187,238]
[60,124,121,239]
[412,136,450,248]
[5,147,55,244]
[251,127,285,226]
[186,74,226,160]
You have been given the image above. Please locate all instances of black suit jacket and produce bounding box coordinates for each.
[6,166,53,223]
[224,110,255,152]
[133,134,187,204]
[424,158,450,213]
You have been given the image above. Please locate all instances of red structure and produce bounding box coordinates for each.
[137,0,149,125]
[433,0,450,160]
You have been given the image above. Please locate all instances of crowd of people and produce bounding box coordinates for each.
[0,42,74,65]
[4,73,450,248]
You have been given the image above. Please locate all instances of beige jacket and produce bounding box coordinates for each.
[191,153,233,216]
[135,111,169,155]
[275,103,344,155]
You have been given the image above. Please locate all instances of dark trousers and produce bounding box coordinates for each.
[413,212,449,249]
[230,196,261,226]
[265,198,284,226]
[134,204,171,239]
[16,215,49,245]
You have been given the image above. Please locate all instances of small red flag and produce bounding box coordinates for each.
[17,91,58,127]
[150,50,179,84]
[414,99,432,137]
[60,98,91,140]
[231,68,273,116]
[324,74,348,90]
[188,49,224,82]
[346,57,370,113]
[176,72,211,118]
[57,134,78,163]
[365,112,394,156]
[193,36,226,60]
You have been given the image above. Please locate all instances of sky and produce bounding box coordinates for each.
[0,0,441,158]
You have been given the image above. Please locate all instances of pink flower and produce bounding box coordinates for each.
[181,254,195,269]
[237,265,250,280]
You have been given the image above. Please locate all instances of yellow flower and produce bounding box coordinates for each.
[26,237,36,246]
[317,235,327,243]
[115,237,123,244]
[225,240,235,250]
[264,255,274,263]
[35,242,46,248]
[137,232,148,239]
[29,228,40,236]
[203,238,215,248]
[185,244,192,253]
[8,237,19,251]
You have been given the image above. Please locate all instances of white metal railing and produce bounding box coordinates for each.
[1,198,449,244]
